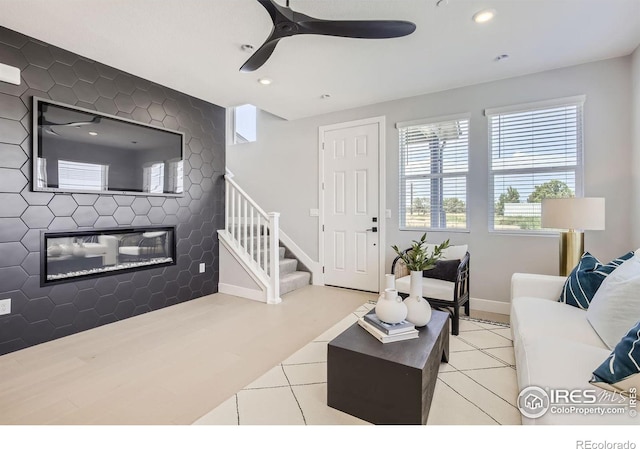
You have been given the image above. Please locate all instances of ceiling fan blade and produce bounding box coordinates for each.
[299,19,416,39]
[240,39,281,72]
[58,116,102,127]
[257,0,295,22]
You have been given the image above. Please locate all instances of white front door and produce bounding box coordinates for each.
[322,121,380,292]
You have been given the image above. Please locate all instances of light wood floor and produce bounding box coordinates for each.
[0,285,373,425]
[0,286,509,425]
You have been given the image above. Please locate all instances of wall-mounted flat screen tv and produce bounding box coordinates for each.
[32,97,185,196]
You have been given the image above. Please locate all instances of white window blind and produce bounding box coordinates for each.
[487,97,584,232]
[143,162,165,193]
[58,160,108,191]
[398,116,469,230]
[166,159,183,194]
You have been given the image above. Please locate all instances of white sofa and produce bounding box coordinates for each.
[510,273,636,425]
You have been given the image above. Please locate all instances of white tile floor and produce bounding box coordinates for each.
[194,303,521,426]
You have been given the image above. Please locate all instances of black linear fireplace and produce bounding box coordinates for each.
[41,226,176,286]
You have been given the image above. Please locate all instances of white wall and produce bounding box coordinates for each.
[228,57,634,303]
[632,45,640,247]
[219,244,263,292]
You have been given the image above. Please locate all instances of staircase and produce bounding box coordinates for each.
[218,172,311,304]
[274,245,312,296]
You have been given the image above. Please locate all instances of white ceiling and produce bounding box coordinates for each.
[1,0,639,120]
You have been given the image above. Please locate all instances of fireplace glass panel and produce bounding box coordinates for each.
[42,227,176,285]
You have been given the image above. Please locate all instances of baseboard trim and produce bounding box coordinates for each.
[470,297,510,316]
[218,283,266,303]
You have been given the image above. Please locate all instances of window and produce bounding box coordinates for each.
[398,115,469,230]
[233,104,257,144]
[166,159,183,194]
[58,160,108,191]
[487,96,584,232]
[143,163,165,193]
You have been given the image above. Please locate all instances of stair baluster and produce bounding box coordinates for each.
[223,173,282,304]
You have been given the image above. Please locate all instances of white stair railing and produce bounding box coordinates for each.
[224,172,280,304]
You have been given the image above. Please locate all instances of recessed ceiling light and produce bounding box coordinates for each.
[321,94,331,99]
[89,131,98,136]
[258,78,272,85]
[241,44,254,52]
[436,0,448,6]
[495,54,509,61]
[473,9,496,23]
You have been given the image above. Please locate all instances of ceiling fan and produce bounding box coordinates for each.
[240,0,417,72]
[39,104,102,136]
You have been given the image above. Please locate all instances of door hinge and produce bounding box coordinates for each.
[322,142,325,150]
[322,266,325,273]
[322,225,325,232]
[322,182,325,190]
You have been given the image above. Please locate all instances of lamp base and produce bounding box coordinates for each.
[559,230,584,276]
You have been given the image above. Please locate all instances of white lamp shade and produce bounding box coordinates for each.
[541,197,605,230]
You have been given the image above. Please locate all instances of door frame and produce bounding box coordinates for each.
[318,116,386,293]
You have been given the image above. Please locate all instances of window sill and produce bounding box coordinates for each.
[399,227,470,234]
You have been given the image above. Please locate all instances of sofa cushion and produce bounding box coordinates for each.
[587,255,640,349]
[590,321,640,394]
[558,251,634,310]
[396,275,455,302]
[423,259,459,282]
[511,296,608,349]
[515,336,635,425]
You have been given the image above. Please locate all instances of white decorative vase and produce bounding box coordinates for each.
[385,273,396,290]
[404,270,432,327]
[375,288,408,324]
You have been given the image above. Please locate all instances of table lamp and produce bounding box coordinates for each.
[541,198,605,276]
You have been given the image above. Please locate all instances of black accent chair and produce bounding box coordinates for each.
[391,250,470,335]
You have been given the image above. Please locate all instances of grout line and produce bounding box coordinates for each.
[437,377,501,425]
[456,365,516,372]
[456,335,513,367]
[281,361,327,367]
[242,385,292,391]
[235,394,239,425]
[456,369,519,411]
[487,328,513,341]
[281,362,307,425]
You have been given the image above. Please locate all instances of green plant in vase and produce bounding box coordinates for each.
[391,233,450,272]
[391,233,451,326]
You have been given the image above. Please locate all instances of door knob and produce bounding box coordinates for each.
[365,227,378,232]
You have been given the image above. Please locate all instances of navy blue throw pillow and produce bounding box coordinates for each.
[558,251,634,309]
[590,320,640,393]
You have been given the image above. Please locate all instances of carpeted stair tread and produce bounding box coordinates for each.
[279,258,298,276]
[280,271,311,296]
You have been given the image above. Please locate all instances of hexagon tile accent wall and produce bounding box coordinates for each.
[0,26,226,356]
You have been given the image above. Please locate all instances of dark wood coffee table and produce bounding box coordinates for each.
[327,309,449,425]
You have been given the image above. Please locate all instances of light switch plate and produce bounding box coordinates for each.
[199,263,205,273]
[0,63,21,85]
[386,209,391,219]
[310,208,319,217]
[0,298,11,316]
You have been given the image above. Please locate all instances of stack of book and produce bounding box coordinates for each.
[358,310,419,343]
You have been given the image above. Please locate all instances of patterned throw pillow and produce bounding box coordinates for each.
[558,251,634,309]
[590,321,640,394]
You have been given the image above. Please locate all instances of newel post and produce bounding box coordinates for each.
[268,212,281,304]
